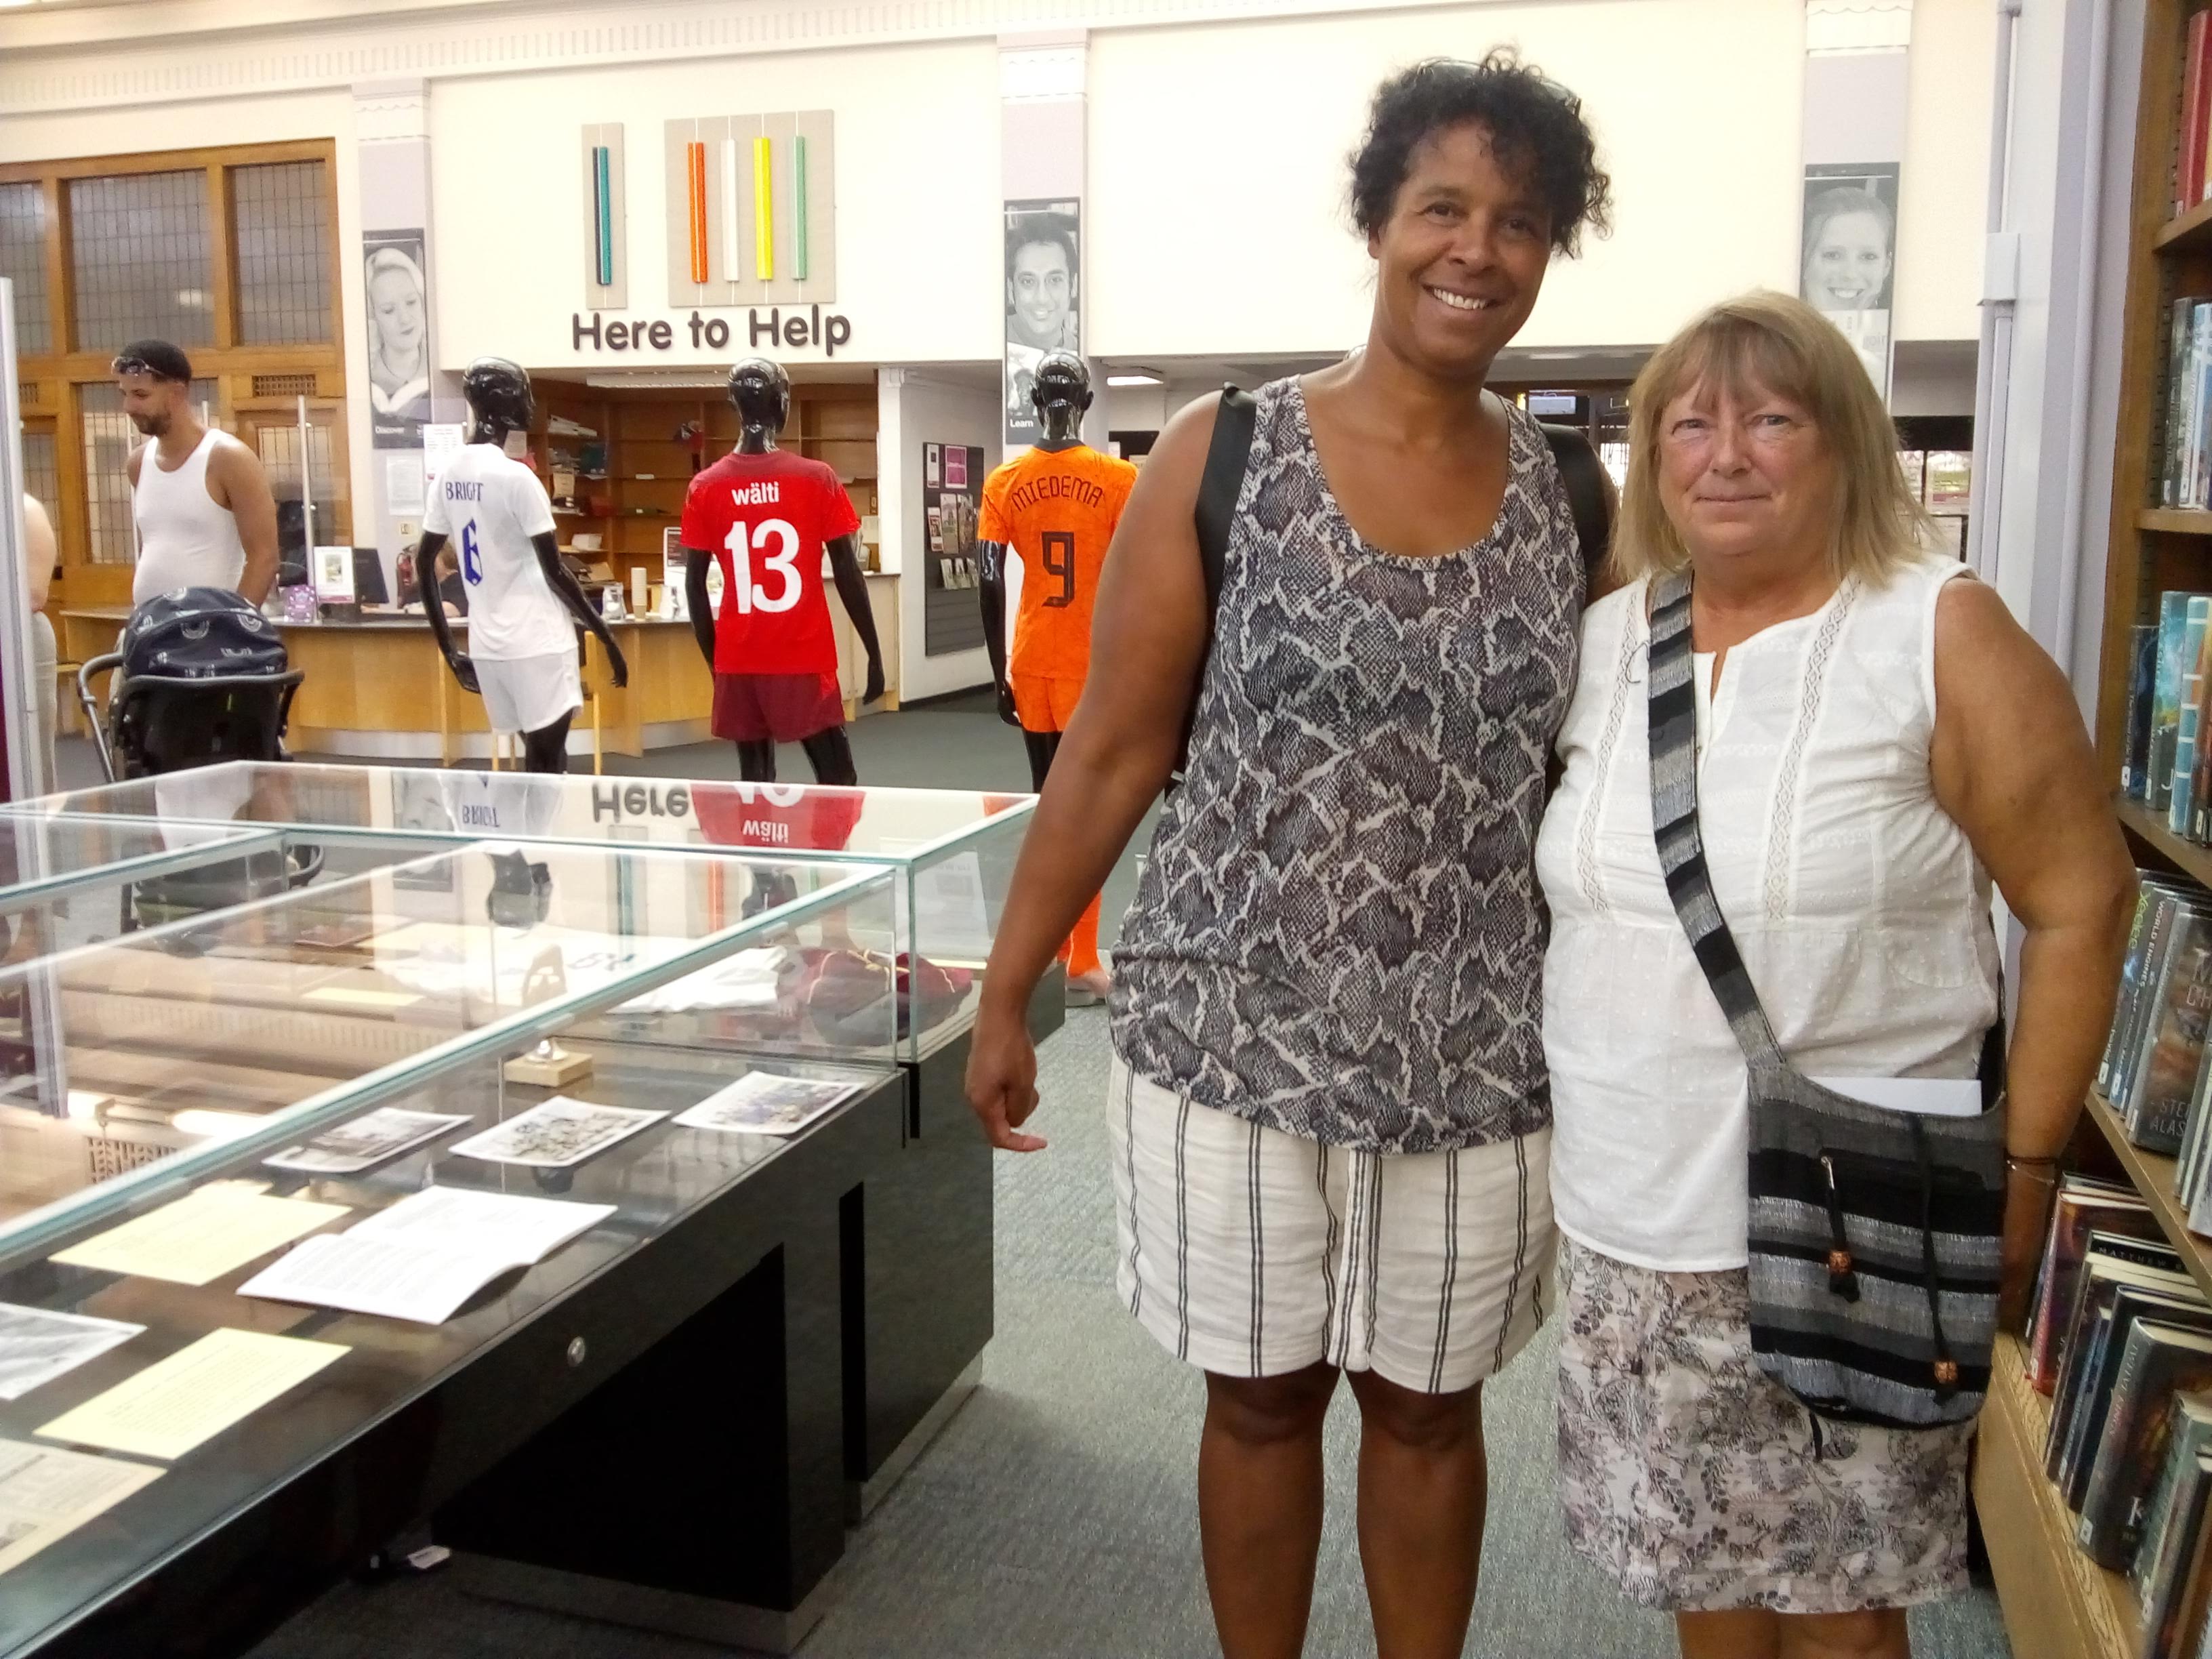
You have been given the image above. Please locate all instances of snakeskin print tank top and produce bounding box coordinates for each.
[1108,377,1583,1155]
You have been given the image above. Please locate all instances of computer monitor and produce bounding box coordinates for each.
[350,550,389,606]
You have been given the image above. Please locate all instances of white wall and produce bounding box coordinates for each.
[1897,0,1999,343]
[429,40,1003,373]
[886,371,1001,701]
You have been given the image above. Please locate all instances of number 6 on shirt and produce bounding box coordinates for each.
[724,518,802,614]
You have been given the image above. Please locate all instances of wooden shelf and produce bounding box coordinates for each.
[2084,1091,2212,1306]
[2140,509,2212,535]
[1979,1330,2143,1659]
[2156,194,2212,255]
[2116,797,2212,889]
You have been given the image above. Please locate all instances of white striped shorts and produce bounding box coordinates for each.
[1107,1056,1556,1395]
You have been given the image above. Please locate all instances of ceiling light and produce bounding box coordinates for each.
[1106,373,1164,388]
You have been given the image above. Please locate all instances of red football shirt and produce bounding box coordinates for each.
[690,781,867,852]
[680,449,860,675]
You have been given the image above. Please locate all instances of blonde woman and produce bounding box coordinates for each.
[365,246,430,420]
[1534,292,2132,1659]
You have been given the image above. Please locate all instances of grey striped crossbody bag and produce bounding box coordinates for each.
[1644,571,2007,1429]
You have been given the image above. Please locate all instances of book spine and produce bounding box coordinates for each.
[2177,666,2206,835]
[2173,298,2201,510]
[2131,1405,2198,1607]
[2156,596,2194,811]
[2112,887,2167,1094]
[2121,901,2186,1112]
[2135,626,2165,800]
[2189,12,2212,215]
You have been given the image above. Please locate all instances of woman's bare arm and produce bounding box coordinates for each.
[965,394,1225,1149]
[1928,577,2135,1324]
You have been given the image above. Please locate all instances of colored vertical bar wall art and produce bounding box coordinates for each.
[793,136,810,281]
[754,136,775,281]
[686,142,710,284]
[720,138,740,281]
[592,146,615,285]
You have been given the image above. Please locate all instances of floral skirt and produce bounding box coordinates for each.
[1554,1235,1971,1615]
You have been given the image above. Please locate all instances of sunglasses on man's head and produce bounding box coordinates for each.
[110,357,178,380]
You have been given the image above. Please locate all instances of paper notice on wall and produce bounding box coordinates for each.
[913,851,994,964]
[0,1438,161,1576]
[386,455,425,516]
[422,424,464,483]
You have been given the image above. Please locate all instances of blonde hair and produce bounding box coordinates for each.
[1611,289,1930,586]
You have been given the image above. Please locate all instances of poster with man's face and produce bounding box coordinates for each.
[1799,163,1898,402]
[1004,200,1080,445]
[365,228,432,449]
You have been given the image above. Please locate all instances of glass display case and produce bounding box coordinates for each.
[8,763,1038,1058]
[0,838,902,1655]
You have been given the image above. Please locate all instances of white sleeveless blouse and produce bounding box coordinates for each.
[1534,555,2001,1272]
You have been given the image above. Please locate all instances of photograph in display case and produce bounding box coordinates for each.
[264,1107,474,1175]
[674,1069,865,1136]
[449,1097,665,1168]
[0,1304,144,1403]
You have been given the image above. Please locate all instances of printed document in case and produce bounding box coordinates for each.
[239,1187,615,1325]
[35,1329,348,1462]
[0,1304,144,1402]
[50,1185,351,1286]
[0,1437,161,1576]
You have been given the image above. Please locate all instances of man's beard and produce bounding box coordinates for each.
[127,412,167,437]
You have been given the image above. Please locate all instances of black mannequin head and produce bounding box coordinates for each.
[462,356,534,445]
[1031,351,1092,448]
[729,358,792,453]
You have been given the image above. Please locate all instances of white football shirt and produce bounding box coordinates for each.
[422,444,571,663]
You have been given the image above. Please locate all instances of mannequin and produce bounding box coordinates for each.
[976,351,1137,1002]
[679,358,884,786]
[419,357,627,773]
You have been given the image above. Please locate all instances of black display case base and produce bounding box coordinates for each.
[446,1552,842,1656]
[851,1353,980,1522]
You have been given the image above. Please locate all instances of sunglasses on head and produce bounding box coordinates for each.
[110,356,177,380]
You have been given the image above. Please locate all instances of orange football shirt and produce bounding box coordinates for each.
[977,445,1139,684]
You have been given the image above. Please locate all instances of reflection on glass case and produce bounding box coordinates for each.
[8,763,1037,1058]
[0,838,906,1656]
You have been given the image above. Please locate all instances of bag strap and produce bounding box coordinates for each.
[1174,384,1258,783]
[1644,571,1792,1074]
[1539,423,1614,584]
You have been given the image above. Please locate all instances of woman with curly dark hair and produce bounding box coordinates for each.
[968,53,1611,1658]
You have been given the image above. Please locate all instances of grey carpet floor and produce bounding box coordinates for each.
[169,702,2013,1657]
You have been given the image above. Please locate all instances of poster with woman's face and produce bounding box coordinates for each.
[365,230,432,449]
[1800,164,1898,401]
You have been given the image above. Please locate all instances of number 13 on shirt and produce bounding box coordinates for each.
[724,518,802,614]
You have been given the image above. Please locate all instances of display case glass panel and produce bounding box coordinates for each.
[0,815,280,914]
[10,764,1037,1057]
[0,840,897,1268]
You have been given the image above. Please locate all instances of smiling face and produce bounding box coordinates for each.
[1366,121,1551,380]
[1803,209,1892,310]
[1655,379,1837,575]
[369,265,426,360]
[1008,239,1073,349]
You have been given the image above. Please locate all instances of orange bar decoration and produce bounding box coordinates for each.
[686,142,710,283]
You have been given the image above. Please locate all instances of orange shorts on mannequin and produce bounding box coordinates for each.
[1010,673,1101,979]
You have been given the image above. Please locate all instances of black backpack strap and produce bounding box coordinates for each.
[1540,422,1614,584]
[1173,384,1258,783]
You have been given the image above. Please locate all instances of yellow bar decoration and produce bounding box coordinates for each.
[753,137,775,281]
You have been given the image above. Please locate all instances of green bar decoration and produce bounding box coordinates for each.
[593,146,614,286]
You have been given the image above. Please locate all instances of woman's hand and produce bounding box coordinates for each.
[966,992,1045,1152]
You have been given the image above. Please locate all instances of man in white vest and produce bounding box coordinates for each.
[117,340,278,607]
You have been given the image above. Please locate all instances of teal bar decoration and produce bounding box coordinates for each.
[593,146,614,286]
[794,136,809,281]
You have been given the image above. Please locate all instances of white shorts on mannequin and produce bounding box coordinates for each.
[476,650,581,736]
[1106,1054,1555,1393]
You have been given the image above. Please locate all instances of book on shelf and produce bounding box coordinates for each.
[2154,596,2212,813]
[2131,1394,2212,1622]
[2186,12,2212,218]
[2129,901,2212,1155]
[2116,888,2212,1113]
[2133,624,2163,798]
[2029,1175,2162,1393]
[2048,1251,2203,1497]
[2080,1320,2212,1568]
[2169,297,2202,512]
[2145,1450,2212,1659]
[2110,880,2205,1096]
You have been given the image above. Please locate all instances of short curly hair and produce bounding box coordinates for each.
[1349,53,1612,255]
